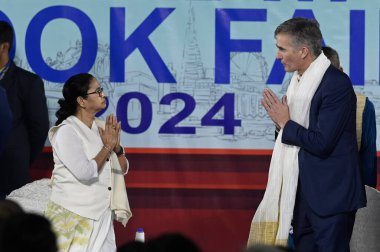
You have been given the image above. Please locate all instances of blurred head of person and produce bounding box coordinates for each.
[146,233,201,252]
[0,199,23,221]
[0,212,57,252]
[322,46,343,71]
[0,20,13,56]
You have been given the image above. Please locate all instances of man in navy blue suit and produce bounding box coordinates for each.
[322,46,377,189]
[262,18,366,252]
[0,21,49,198]
[0,86,12,155]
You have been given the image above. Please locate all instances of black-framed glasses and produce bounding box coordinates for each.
[86,87,104,97]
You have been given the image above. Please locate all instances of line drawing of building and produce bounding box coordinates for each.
[13,1,380,149]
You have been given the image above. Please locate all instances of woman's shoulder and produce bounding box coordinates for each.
[49,123,78,143]
[55,124,78,137]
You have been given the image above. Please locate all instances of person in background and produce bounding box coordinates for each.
[117,240,146,252]
[0,199,24,252]
[0,20,49,199]
[0,86,12,156]
[146,233,201,252]
[248,17,366,252]
[0,199,23,222]
[117,232,201,252]
[44,73,132,252]
[0,212,58,252]
[322,46,377,188]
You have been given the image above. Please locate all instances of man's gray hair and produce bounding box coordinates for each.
[275,17,322,57]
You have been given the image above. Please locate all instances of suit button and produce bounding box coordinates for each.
[108,187,112,191]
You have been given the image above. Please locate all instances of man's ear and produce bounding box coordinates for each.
[0,42,10,53]
[0,43,5,53]
[300,47,309,59]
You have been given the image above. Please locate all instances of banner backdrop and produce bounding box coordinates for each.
[1,0,379,152]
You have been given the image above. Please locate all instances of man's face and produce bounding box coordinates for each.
[0,42,5,54]
[0,41,10,56]
[275,33,303,73]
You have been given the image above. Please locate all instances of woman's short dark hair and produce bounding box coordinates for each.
[55,73,94,125]
[274,17,322,57]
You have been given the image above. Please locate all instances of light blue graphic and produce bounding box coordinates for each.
[0,0,379,150]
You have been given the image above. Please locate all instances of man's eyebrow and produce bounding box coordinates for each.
[276,44,285,50]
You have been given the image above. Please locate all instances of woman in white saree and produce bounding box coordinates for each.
[45,73,132,252]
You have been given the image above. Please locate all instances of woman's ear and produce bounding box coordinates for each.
[76,96,86,109]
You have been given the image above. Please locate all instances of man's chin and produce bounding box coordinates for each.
[284,67,296,73]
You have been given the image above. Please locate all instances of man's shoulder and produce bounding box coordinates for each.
[324,65,349,79]
[322,65,352,87]
[13,64,43,82]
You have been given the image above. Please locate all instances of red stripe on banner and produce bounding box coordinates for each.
[124,153,272,173]
[43,147,52,152]
[126,183,265,190]
[126,171,268,190]
[124,148,274,155]
[43,147,380,157]
[43,147,273,155]
[127,188,264,210]
[35,150,380,190]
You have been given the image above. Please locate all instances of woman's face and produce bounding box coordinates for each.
[84,78,107,113]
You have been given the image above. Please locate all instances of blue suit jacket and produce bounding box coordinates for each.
[359,98,377,188]
[282,65,366,216]
[0,86,12,155]
[0,61,49,196]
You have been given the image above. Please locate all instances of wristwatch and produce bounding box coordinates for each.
[115,146,125,156]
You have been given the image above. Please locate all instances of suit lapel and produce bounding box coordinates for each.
[0,61,16,89]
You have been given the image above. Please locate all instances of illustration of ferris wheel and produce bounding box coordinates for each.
[230,52,269,83]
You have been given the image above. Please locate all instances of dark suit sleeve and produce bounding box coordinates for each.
[282,75,355,158]
[274,125,280,140]
[360,99,377,187]
[23,76,49,164]
[0,87,12,154]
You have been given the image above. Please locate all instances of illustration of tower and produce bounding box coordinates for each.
[179,2,204,96]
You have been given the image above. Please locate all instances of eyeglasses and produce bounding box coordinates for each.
[86,87,104,97]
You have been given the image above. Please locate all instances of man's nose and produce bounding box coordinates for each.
[276,51,282,59]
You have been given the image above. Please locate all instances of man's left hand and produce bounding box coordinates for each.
[261,88,290,129]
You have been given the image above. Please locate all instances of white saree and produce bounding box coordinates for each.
[45,116,132,252]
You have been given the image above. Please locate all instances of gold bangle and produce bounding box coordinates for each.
[103,145,112,154]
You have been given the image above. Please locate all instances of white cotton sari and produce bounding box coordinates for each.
[45,116,131,252]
